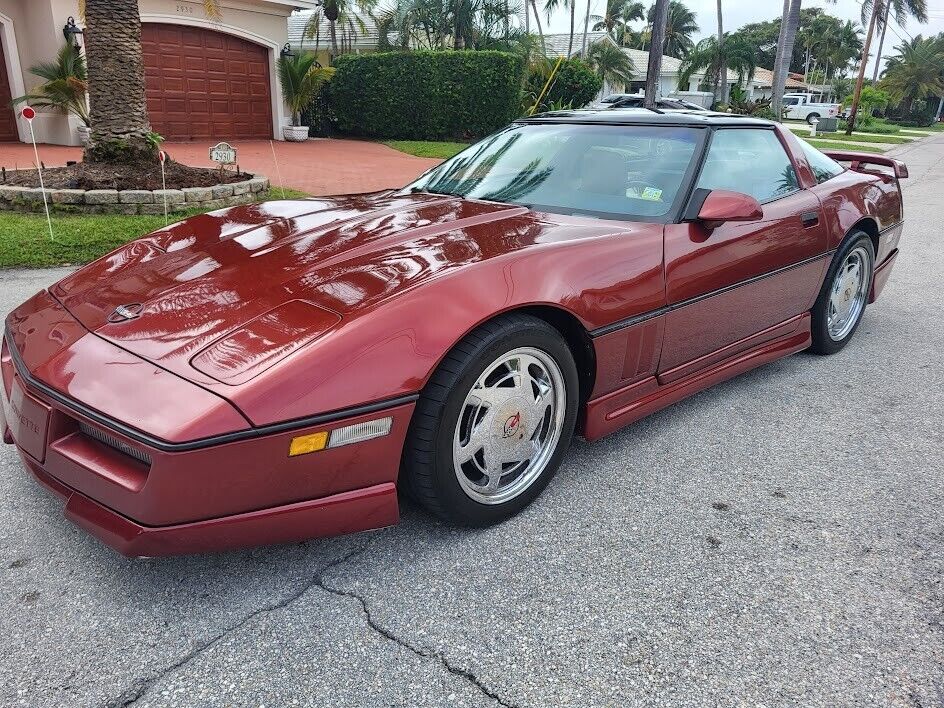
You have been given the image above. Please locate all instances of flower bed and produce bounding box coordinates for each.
[0,175,269,215]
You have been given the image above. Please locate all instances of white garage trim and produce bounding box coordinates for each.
[140,13,286,140]
[0,10,30,143]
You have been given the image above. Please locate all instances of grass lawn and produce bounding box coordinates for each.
[0,188,309,269]
[382,140,468,159]
[787,127,913,145]
[804,139,888,154]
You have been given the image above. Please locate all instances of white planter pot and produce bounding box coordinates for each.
[283,125,310,142]
[77,125,91,146]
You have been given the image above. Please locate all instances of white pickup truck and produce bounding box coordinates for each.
[782,93,840,124]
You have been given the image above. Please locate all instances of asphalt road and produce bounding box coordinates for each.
[1,137,942,708]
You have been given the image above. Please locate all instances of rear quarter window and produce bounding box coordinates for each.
[797,139,846,183]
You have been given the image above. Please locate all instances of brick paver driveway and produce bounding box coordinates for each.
[0,139,440,196]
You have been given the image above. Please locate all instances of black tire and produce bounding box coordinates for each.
[806,112,821,125]
[402,313,579,525]
[810,231,875,355]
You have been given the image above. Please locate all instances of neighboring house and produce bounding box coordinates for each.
[542,32,697,99]
[747,68,809,100]
[0,0,316,145]
[287,10,384,68]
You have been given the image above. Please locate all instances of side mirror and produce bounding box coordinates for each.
[693,189,763,229]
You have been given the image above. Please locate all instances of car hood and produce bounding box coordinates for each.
[50,192,632,386]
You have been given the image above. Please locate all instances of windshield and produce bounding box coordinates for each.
[404,123,703,220]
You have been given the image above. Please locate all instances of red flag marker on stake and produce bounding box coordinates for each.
[21,106,55,242]
[158,150,168,226]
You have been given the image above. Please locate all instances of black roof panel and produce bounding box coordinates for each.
[517,108,776,128]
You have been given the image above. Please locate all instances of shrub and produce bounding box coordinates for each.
[853,119,901,135]
[302,66,336,137]
[278,53,331,126]
[896,101,936,127]
[330,50,525,140]
[525,58,602,113]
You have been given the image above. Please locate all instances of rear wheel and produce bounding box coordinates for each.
[806,112,821,125]
[810,232,874,355]
[403,314,579,525]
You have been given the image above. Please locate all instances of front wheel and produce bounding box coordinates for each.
[402,314,579,525]
[810,232,874,355]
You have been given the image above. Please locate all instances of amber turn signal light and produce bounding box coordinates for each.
[288,431,328,456]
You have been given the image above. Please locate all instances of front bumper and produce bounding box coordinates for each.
[2,328,413,556]
[20,455,397,557]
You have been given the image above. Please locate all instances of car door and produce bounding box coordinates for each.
[657,127,829,384]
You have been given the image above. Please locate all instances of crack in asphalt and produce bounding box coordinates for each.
[102,541,515,708]
[102,546,366,708]
[314,572,519,708]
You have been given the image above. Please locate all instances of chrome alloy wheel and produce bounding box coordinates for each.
[452,347,566,505]
[827,245,871,341]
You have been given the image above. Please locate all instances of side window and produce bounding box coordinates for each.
[783,97,799,106]
[796,138,845,183]
[696,129,800,203]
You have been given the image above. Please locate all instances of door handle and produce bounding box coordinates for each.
[801,211,819,227]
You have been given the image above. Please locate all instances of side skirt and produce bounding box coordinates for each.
[583,313,812,441]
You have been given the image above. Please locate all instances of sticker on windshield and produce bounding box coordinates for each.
[627,186,664,201]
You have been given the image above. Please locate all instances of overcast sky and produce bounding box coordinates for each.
[542,0,944,75]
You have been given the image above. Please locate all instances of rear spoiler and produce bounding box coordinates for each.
[823,150,909,179]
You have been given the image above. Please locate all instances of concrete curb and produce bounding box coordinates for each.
[0,175,269,215]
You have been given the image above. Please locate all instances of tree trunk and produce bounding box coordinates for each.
[581,0,591,56]
[83,0,154,163]
[329,20,339,60]
[847,1,879,135]
[530,0,547,55]
[772,0,801,122]
[568,1,575,57]
[645,0,669,108]
[713,0,723,106]
[872,0,889,83]
[771,0,789,119]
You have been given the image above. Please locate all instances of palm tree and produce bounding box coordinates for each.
[771,0,801,122]
[678,33,756,104]
[592,0,642,37]
[587,41,635,93]
[545,0,576,56]
[714,0,724,103]
[304,0,378,59]
[379,0,524,51]
[83,0,154,162]
[13,44,90,127]
[81,0,227,163]
[529,0,548,54]
[277,52,331,127]
[643,1,697,58]
[880,35,944,114]
[582,0,592,55]
[848,0,927,134]
[645,0,669,107]
[593,0,645,47]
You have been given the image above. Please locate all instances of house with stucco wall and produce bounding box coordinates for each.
[0,0,316,146]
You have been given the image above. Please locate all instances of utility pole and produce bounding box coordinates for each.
[847,1,880,135]
[644,0,669,108]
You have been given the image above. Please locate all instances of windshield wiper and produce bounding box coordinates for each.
[409,186,455,197]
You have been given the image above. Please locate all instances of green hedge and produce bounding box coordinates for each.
[330,50,526,140]
[529,59,602,111]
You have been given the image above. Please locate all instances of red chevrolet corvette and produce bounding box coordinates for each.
[2,112,906,556]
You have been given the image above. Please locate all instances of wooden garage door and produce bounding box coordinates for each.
[0,33,19,142]
[141,24,272,141]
